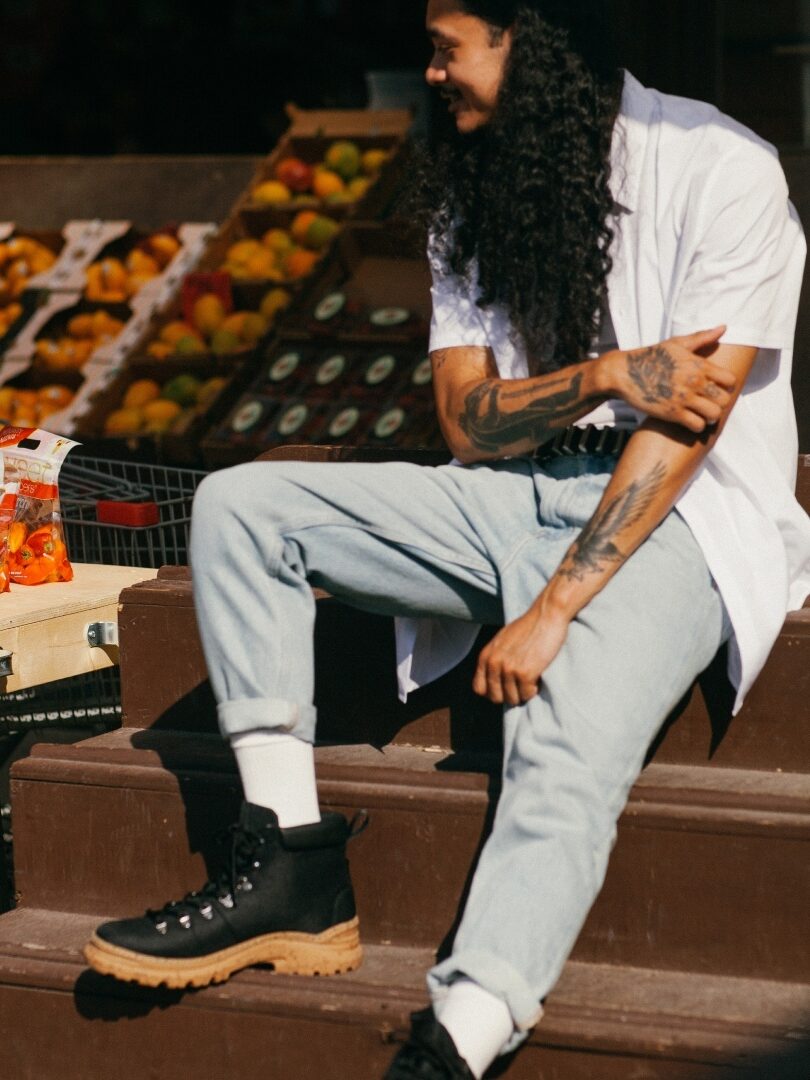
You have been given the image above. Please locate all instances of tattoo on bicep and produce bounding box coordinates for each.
[459,373,588,452]
[557,461,668,583]
[627,346,676,403]
[432,349,452,373]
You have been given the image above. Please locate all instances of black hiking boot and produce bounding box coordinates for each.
[84,802,365,989]
[385,1009,475,1079]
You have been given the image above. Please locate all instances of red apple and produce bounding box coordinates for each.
[275,157,314,194]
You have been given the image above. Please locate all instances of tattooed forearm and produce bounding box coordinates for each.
[459,373,593,453]
[556,461,668,583]
[627,346,676,404]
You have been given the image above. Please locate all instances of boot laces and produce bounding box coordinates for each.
[147,822,267,928]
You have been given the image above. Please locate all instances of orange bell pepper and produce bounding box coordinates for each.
[7,521,27,554]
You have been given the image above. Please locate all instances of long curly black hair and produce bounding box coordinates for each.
[413,1,623,373]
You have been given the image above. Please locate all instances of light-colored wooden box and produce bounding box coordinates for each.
[0,564,158,693]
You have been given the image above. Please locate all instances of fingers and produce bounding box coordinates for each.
[473,651,539,706]
[676,325,727,352]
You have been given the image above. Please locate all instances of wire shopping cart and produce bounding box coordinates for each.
[60,457,208,568]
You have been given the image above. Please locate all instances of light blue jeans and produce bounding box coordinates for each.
[189,455,730,1047]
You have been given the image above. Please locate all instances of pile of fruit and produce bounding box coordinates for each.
[103,374,228,437]
[146,287,290,360]
[251,141,390,208]
[220,212,339,285]
[0,235,57,299]
[34,310,126,371]
[0,384,74,427]
[85,231,181,302]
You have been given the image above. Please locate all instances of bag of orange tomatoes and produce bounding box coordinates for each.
[0,426,79,586]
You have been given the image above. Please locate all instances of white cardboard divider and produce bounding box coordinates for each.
[26,220,217,312]
[35,357,123,435]
[134,222,217,311]
[25,220,131,292]
[0,354,34,387]
[2,291,85,363]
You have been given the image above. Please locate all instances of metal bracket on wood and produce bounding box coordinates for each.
[86,622,119,648]
[0,649,13,677]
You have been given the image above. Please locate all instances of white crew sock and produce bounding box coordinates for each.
[230,730,321,828]
[434,978,515,1079]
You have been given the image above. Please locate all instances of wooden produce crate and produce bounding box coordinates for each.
[0,564,157,694]
[280,221,431,344]
[195,207,342,312]
[234,104,412,226]
[0,292,155,433]
[0,220,79,295]
[69,354,250,466]
[26,221,216,313]
[0,223,72,356]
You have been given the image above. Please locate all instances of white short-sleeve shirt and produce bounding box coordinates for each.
[396,71,810,714]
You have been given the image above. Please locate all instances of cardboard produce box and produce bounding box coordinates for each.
[281,222,431,343]
[201,336,442,468]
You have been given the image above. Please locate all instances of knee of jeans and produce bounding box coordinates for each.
[191,465,267,550]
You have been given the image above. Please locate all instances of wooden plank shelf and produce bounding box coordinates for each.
[0,564,158,693]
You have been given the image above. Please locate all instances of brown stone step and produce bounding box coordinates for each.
[10,730,810,982]
[0,907,807,1080]
[118,570,810,772]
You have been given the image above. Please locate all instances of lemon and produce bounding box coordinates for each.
[104,407,143,436]
[175,334,207,356]
[324,140,361,181]
[123,379,161,409]
[305,215,340,251]
[361,148,389,175]
[240,312,269,343]
[253,180,292,205]
[211,329,242,355]
[198,377,228,409]
[192,293,226,337]
[259,288,292,322]
[142,399,183,434]
[162,374,202,406]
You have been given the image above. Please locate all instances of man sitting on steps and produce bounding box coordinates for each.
[83,2,810,1077]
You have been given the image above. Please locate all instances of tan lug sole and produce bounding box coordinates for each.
[83,916,363,989]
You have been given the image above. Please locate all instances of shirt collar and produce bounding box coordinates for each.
[609,70,655,215]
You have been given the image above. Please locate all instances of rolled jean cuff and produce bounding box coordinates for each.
[217,697,318,743]
[427,950,543,1054]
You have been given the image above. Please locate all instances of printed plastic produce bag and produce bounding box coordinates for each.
[0,426,80,585]
[0,460,15,593]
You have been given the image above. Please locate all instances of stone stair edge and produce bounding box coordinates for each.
[12,729,810,831]
[0,906,807,1069]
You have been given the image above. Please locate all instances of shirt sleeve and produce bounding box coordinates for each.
[669,146,805,351]
[427,230,491,352]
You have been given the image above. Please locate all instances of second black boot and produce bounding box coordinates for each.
[84,802,363,989]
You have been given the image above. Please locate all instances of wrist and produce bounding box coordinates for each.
[591,349,625,399]
[533,579,582,623]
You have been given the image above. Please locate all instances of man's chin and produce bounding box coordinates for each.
[454,110,487,134]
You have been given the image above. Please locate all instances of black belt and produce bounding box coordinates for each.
[532,424,632,463]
